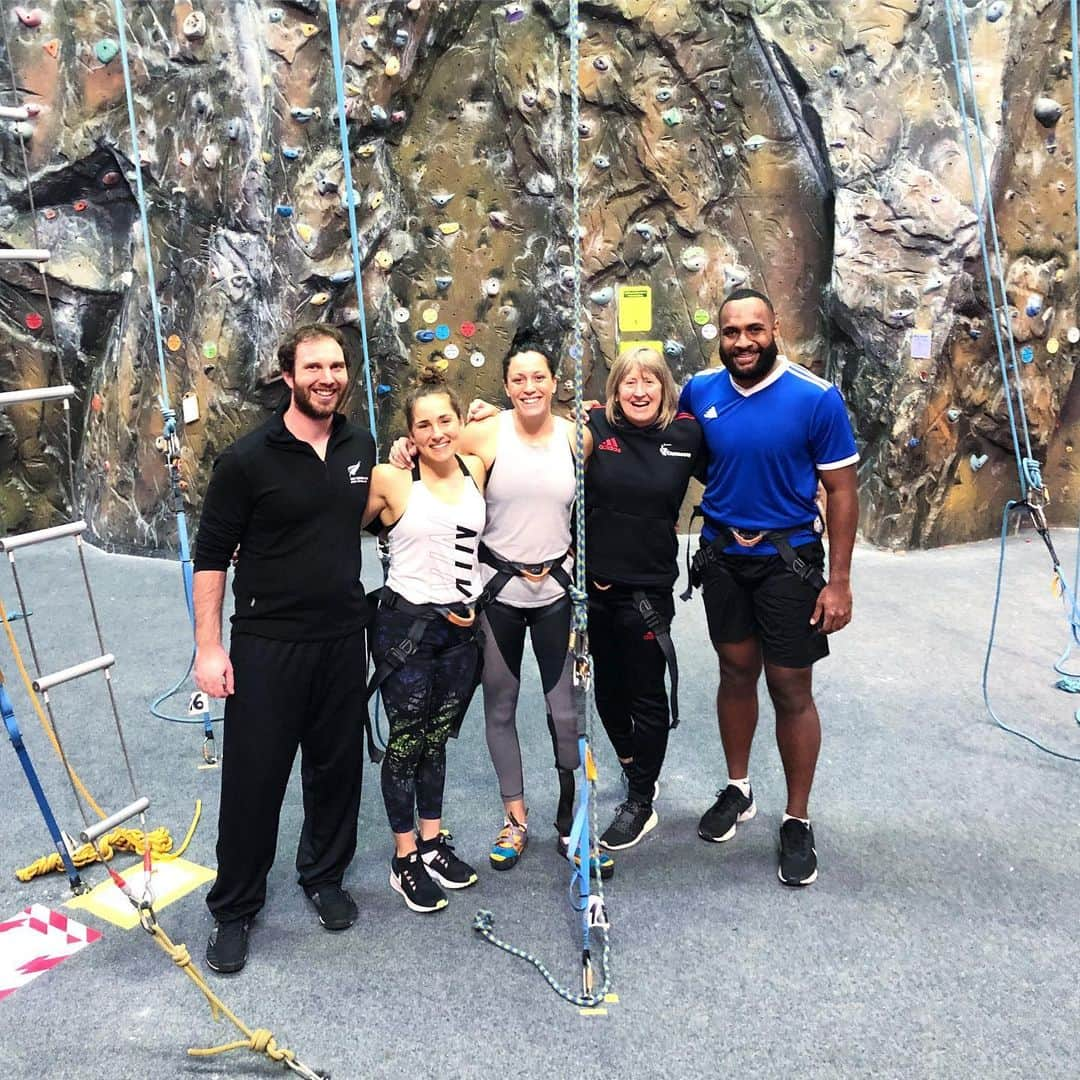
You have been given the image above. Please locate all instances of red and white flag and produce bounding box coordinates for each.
[0,904,101,1002]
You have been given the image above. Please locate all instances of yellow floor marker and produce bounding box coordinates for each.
[66,857,215,930]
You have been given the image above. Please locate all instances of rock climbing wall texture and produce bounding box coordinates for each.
[0,0,1077,551]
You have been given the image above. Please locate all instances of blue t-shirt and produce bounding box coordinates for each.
[678,358,858,555]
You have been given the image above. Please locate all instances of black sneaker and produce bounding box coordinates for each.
[599,799,658,851]
[205,917,250,974]
[778,818,818,886]
[698,784,756,843]
[305,884,358,930]
[390,851,448,913]
[419,832,478,889]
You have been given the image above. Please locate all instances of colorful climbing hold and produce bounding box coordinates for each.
[593,155,610,170]
[368,191,383,210]
[203,341,218,360]
[309,292,330,307]
[438,222,460,236]
[663,340,684,358]
[947,408,961,423]
[366,12,383,26]
[435,324,451,341]
[377,383,393,396]
[267,8,284,22]
[25,312,43,331]
[282,146,301,160]
[94,39,119,64]
[431,192,454,208]
[422,309,439,325]
[655,88,673,103]
[91,393,103,412]
[1068,327,1080,345]
[590,287,614,305]
[416,330,436,343]
[43,39,59,58]
[393,307,410,323]
[434,275,453,291]
[505,3,525,23]
[661,108,682,127]
[295,223,314,243]
[101,171,120,186]
[907,437,920,448]
[470,351,486,368]
[1025,295,1043,317]
[43,208,57,220]
[1047,338,1060,355]
[1020,345,1035,364]
[700,323,718,341]
[385,57,401,77]
[693,308,710,326]
[167,334,182,352]
[394,29,409,46]
[374,250,393,270]
[73,199,88,212]
[276,205,294,218]
[14,8,43,28]
[460,322,476,338]
[744,135,767,151]
[443,344,460,360]
[291,107,316,123]
[300,23,319,37]
[593,57,609,72]
[986,1,1006,22]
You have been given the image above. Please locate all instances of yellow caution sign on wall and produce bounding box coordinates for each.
[618,286,652,334]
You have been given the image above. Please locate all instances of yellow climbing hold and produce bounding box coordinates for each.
[1047,338,1060,355]
[308,292,330,307]
[432,358,449,372]
[422,308,439,324]
[366,13,383,26]
[368,191,383,210]
[374,249,393,269]
[167,334,182,352]
[300,22,318,37]
[261,151,273,164]
[295,223,314,243]
[438,222,460,236]
[358,142,377,158]
[345,82,363,96]
[385,56,401,77]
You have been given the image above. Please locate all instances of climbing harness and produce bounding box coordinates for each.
[473,2,613,1007]
[478,543,574,606]
[681,510,827,600]
[945,0,1080,761]
[109,0,218,762]
[630,590,680,729]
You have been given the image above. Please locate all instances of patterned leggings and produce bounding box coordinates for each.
[372,606,481,834]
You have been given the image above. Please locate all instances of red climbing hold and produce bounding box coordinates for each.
[73,200,87,212]
[460,322,476,338]
[25,312,43,331]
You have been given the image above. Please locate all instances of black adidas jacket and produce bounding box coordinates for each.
[585,407,704,588]
[194,406,376,641]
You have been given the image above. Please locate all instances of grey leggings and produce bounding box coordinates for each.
[481,596,580,805]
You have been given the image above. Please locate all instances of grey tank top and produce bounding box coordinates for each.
[481,410,576,608]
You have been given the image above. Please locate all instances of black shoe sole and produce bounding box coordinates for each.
[205,954,246,974]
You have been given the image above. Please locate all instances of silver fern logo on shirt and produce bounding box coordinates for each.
[347,461,368,484]
[659,443,692,459]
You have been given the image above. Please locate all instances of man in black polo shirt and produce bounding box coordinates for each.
[193,324,375,973]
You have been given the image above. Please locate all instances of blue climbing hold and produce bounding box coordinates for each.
[329,270,353,285]
[226,118,241,140]
[95,39,119,64]
[434,275,453,290]
[907,437,920,449]
[435,324,451,341]
[416,330,436,343]
[282,146,301,160]
[1025,295,1043,317]
[987,1,1006,23]
[663,340,684,358]
[276,205,293,218]
[1021,345,1035,364]
[377,384,392,396]
[291,107,316,123]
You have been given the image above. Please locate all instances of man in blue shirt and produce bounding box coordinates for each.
[678,289,858,886]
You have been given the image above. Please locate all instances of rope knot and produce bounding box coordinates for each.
[473,910,494,932]
[249,1029,295,1063]
[169,943,191,968]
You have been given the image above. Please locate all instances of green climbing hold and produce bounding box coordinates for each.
[202,341,218,360]
[693,308,710,326]
[95,39,119,64]
[661,108,682,127]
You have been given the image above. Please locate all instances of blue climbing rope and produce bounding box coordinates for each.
[473,2,611,1006]
[111,0,219,754]
[945,0,1080,760]
[326,0,379,448]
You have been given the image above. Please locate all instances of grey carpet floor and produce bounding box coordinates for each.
[0,532,1077,1080]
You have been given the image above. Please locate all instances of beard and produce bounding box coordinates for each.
[291,382,342,420]
[719,339,779,383]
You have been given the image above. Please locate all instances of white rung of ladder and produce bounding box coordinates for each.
[0,520,86,553]
[0,248,50,262]
[0,105,29,121]
[0,385,75,408]
[80,796,150,844]
[33,653,115,693]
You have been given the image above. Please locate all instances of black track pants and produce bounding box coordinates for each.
[206,630,367,922]
[589,585,673,805]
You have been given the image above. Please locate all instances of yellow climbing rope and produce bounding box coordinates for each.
[149,920,324,1079]
[0,595,198,880]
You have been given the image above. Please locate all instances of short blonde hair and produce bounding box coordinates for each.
[605,346,679,428]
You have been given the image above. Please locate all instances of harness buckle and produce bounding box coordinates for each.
[389,640,417,666]
[517,564,551,583]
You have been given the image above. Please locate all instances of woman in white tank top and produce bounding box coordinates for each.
[364,376,486,914]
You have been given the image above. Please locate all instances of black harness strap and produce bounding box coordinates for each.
[630,590,680,729]
[479,543,573,606]
[681,507,827,601]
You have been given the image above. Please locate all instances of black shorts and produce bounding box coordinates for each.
[700,539,828,669]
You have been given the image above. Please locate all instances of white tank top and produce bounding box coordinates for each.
[481,410,575,609]
[385,458,486,606]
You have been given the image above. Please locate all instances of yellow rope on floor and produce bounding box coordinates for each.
[150,921,322,1079]
[1,596,202,881]
[14,801,201,882]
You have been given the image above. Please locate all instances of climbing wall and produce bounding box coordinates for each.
[0,0,1076,551]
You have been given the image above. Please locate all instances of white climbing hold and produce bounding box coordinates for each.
[182,11,207,39]
[681,247,707,272]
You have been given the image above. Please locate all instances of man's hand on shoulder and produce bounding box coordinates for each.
[810,579,852,634]
[194,643,235,698]
[467,398,500,424]
[388,436,417,469]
